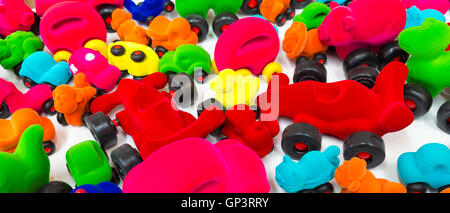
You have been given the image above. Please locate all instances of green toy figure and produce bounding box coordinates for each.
[0,31,44,74]
[293,2,330,30]
[0,125,50,193]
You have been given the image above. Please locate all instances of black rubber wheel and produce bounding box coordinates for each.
[437,101,450,134]
[315,182,334,193]
[82,112,92,127]
[186,14,209,42]
[13,63,22,76]
[406,182,427,193]
[377,41,409,70]
[293,58,327,83]
[30,13,41,36]
[313,53,327,65]
[275,13,287,27]
[44,83,56,91]
[43,141,56,156]
[212,12,239,38]
[292,0,312,9]
[132,75,147,81]
[403,83,433,118]
[163,0,175,12]
[343,48,377,73]
[155,46,168,58]
[0,102,11,119]
[144,16,155,26]
[120,70,129,79]
[97,4,118,32]
[57,113,68,126]
[22,77,36,88]
[438,185,450,193]
[42,99,56,116]
[281,122,322,160]
[345,66,379,89]
[168,73,198,107]
[111,167,121,185]
[241,0,261,15]
[343,131,385,169]
[285,7,296,20]
[85,112,118,149]
[193,69,208,84]
[36,181,73,193]
[111,144,143,180]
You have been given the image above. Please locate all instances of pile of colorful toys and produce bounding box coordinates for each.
[0,0,448,193]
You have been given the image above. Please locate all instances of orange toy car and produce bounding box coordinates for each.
[260,0,296,26]
[53,73,97,127]
[111,9,150,46]
[283,21,328,64]
[0,108,56,155]
[146,16,198,58]
[334,157,406,193]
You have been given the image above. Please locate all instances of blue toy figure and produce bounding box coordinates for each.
[404,6,446,29]
[275,145,340,193]
[317,0,351,6]
[398,143,450,193]
[124,0,175,24]
[71,182,122,193]
[19,51,72,89]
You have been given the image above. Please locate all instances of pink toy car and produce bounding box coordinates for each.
[69,48,121,94]
[36,0,124,32]
[121,138,270,193]
[0,0,38,37]
[0,78,55,119]
[401,0,450,15]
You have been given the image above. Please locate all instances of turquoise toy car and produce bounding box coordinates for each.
[275,145,340,193]
[19,51,72,89]
[397,143,450,193]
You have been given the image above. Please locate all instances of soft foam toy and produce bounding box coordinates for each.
[404,6,446,29]
[283,21,328,61]
[111,9,150,46]
[293,2,330,30]
[401,0,450,15]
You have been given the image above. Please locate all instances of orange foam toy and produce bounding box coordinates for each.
[111,9,150,46]
[53,73,97,126]
[260,0,291,23]
[0,108,55,153]
[283,21,328,60]
[335,157,407,193]
[146,16,198,51]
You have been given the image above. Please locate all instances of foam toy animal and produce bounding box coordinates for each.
[53,73,97,126]
[0,0,37,37]
[111,9,150,46]
[404,6,446,29]
[335,157,407,193]
[293,2,330,30]
[401,0,450,15]
[283,21,328,62]
[0,31,43,71]
[318,0,407,59]
[122,137,270,193]
[0,125,50,193]
[276,146,340,193]
[259,0,296,26]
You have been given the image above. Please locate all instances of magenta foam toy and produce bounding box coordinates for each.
[69,48,121,93]
[122,138,270,193]
[318,0,407,59]
[0,0,35,37]
[36,0,124,17]
[214,17,279,75]
[401,0,450,15]
[40,2,107,55]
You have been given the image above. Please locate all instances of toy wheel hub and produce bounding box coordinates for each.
[294,142,308,152]
[248,0,258,9]
[356,152,372,161]
[105,17,112,25]
[192,27,200,35]
[74,189,87,193]
[404,99,417,111]
[221,25,229,33]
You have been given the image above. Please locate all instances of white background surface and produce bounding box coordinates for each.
[1,2,448,193]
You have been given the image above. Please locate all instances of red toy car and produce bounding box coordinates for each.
[85,72,225,159]
[257,62,414,168]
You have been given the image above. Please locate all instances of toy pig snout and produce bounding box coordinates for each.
[22,12,35,27]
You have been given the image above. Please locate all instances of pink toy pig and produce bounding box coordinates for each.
[69,48,121,93]
[318,0,407,59]
[401,0,449,15]
[0,0,35,37]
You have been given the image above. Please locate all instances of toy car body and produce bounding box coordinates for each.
[111,9,150,46]
[293,2,330,30]
[0,125,50,193]
[0,78,55,119]
[260,0,296,26]
[0,109,55,155]
[404,6,446,29]
[123,0,174,23]
[69,48,121,93]
[72,181,122,193]
[401,0,450,15]
[66,140,116,186]
[283,21,328,62]
[107,41,160,79]
[19,51,72,89]
[397,143,450,193]
[122,138,270,193]
[86,73,225,159]
[0,31,44,72]
[0,0,37,37]
[276,146,340,193]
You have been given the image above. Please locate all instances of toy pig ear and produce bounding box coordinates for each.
[329,1,339,9]
[344,16,355,31]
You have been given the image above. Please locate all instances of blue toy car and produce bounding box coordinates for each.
[71,182,122,193]
[317,0,351,6]
[19,51,72,89]
[404,6,446,29]
[398,143,450,193]
[275,145,340,193]
[124,0,175,24]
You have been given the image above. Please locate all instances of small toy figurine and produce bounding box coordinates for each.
[276,146,340,193]
[111,9,150,46]
[121,138,270,193]
[401,0,450,15]
[123,0,174,24]
[260,0,296,26]
[404,6,446,29]
[0,0,39,37]
[398,143,450,193]
[0,31,44,73]
[335,157,407,193]
[0,125,50,193]
[53,73,97,127]
[72,182,122,193]
[293,2,330,30]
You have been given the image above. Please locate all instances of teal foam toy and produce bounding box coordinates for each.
[0,125,50,193]
[404,6,446,29]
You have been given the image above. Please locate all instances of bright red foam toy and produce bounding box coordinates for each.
[0,0,36,37]
[122,137,270,193]
[87,72,225,159]
[222,105,280,158]
[401,0,450,15]
[318,0,407,59]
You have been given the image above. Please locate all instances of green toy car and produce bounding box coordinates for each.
[159,44,212,83]
[66,140,119,186]
[293,2,330,30]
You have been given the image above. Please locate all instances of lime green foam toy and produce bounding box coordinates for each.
[176,0,243,19]
[398,18,450,97]
[293,2,330,30]
[0,125,50,193]
[0,31,44,72]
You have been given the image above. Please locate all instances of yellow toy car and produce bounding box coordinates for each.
[107,41,160,79]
